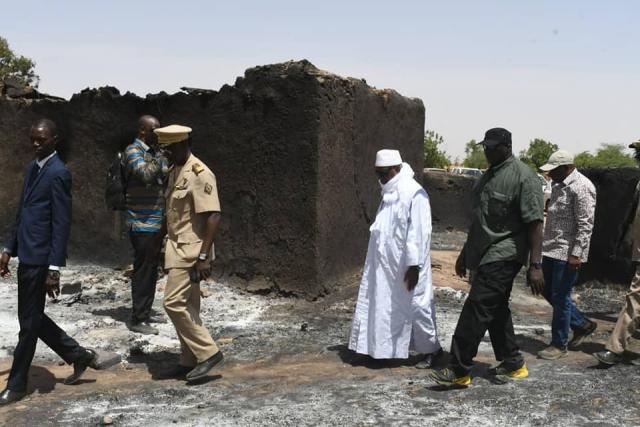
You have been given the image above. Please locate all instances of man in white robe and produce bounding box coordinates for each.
[348,149,442,367]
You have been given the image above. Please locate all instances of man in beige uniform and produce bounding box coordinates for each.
[594,139,640,365]
[153,124,224,381]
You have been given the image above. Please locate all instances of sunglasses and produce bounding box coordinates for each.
[375,167,393,179]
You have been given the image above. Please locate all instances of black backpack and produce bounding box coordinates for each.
[105,152,127,211]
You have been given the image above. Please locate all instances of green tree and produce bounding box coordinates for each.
[519,138,558,170]
[0,36,38,87]
[576,144,635,168]
[462,140,488,169]
[423,130,451,168]
[574,151,595,168]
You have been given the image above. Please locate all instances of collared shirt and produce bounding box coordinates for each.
[37,150,57,169]
[464,155,544,269]
[543,169,596,262]
[124,139,168,232]
[164,154,221,268]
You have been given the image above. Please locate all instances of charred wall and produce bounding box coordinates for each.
[579,168,640,285]
[421,168,640,286]
[143,63,322,294]
[0,60,424,296]
[422,172,476,232]
[0,91,144,265]
[315,76,425,291]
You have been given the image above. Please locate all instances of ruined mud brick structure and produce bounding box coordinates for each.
[580,168,640,284]
[422,173,475,232]
[0,60,425,296]
[422,168,640,286]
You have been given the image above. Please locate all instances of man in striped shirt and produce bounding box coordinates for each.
[538,150,597,360]
[125,115,168,335]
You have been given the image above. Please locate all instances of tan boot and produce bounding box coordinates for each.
[537,345,568,360]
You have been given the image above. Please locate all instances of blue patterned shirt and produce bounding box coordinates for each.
[124,139,168,232]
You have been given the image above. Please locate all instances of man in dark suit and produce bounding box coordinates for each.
[0,119,96,405]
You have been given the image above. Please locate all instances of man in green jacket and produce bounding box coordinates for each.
[431,127,545,386]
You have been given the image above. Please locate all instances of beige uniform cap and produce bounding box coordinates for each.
[540,150,575,172]
[154,124,192,146]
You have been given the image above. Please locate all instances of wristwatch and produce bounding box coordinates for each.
[197,253,208,262]
[48,270,61,280]
[530,262,542,269]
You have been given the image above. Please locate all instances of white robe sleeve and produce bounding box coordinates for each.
[405,190,430,267]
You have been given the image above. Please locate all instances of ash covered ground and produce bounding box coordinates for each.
[0,241,639,426]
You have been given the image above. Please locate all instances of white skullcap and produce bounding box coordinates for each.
[375,149,402,167]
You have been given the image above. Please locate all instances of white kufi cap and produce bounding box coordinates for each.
[375,149,402,167]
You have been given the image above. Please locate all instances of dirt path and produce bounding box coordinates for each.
[0,251,638,426]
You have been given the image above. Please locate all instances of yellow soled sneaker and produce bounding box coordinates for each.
[430,368,472,386]
[490,362,529,379]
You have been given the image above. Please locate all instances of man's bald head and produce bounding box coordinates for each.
[137,115,160,146]
[31,118,58,137]
[30,118,59,160]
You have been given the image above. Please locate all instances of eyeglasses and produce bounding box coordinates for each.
[375,167,393,179]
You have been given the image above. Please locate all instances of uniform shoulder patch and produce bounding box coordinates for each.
[192,163,205,175]
[204,183,213,194]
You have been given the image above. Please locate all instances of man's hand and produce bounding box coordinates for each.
[45,271,60,299]
[455,252,466,278]
[526,220,544,295]
[568,255,582,271]
[527,266,544,295]
[404,266,419,292]
[194,260,211,281]
[0,252,10,278]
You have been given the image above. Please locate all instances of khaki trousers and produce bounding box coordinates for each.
[606,265,640,354]
[164,268,218,366]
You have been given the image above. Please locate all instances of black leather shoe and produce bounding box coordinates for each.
[186,351,224,381]
[64,348,97,385]
[0,388,27,405]
[593,350,623,365]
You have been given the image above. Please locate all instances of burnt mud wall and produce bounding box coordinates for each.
[0,60,424,296]
[422,172,476,232]
[421,167,640,285]
[579,168,640,285]
[315,76,425,290]
[143,63,322,294]
[0,91,143,264]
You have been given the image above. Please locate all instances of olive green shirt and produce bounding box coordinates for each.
[463,156,544,269]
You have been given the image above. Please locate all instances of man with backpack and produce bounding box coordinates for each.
[123,115,168,335]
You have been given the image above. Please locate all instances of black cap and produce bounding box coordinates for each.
[478,127,512,147]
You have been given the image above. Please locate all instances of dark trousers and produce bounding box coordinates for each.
[449,261,524,376]
[8,264,85,392]
[129,231,160,323]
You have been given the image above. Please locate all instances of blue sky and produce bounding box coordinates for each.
[3,0,639,159]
